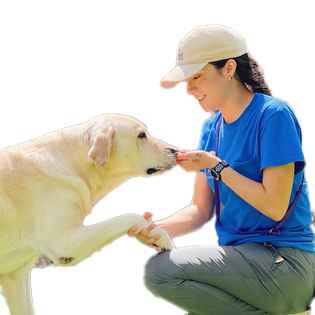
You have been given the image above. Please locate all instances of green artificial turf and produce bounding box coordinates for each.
[0,263,165,315]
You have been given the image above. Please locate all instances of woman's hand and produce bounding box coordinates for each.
[127,212,162,251]
[176,150,221,172]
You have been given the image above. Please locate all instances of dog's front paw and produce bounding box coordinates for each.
[151,227,174,250]
[127,214,175,250]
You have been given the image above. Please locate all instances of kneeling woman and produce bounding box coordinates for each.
[128,24,315,315]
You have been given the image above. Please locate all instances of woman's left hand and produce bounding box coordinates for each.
[176,150,221,172]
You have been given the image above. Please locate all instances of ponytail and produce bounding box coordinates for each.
[209,53,272,96]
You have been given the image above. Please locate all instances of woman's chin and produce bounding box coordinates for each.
[199,100,215,112]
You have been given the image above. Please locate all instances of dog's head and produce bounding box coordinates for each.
[87,114,177,176]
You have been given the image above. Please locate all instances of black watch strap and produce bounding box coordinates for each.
[210,160,230,181]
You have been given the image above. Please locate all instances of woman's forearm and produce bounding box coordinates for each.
[220,163,294,221]
[176,151,295,222]
[156,204,209,238]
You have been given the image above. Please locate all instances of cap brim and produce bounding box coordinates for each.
[160,61,209,89]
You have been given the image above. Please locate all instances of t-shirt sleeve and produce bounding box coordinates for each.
[259,107,305,174]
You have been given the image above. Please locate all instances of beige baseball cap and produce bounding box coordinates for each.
[160,24,248,89]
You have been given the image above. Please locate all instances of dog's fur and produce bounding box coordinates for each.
[0,114,176,315]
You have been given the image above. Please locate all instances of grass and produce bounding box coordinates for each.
[0,263,165,315]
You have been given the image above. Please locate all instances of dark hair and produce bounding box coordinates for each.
[209,53,272,96]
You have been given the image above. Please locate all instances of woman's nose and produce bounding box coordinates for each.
[186,80,196,95]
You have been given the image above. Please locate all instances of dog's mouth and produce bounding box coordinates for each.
[146,149,177,175]
[146,167,161,175]
[146,162,175,175]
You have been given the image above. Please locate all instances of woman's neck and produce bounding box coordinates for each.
[220,87,255,124]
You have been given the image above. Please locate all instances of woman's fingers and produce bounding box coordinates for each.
[176,151,192,163]
[139,223,156,236]
[128,224,155,237]
[127,213,162,250]
[147,233,160,244]
[127,222,156,237]
[146,234,161,250]
[127,224,138,236]
[133,230,161,247]
[128,212,153,236]
[143,212,153,223]
[150,243,162,251]
[176,154,188,164]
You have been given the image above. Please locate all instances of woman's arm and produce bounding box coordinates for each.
[157,172,214,238]
[127,172,214,248]
[220,162,295,221]
[176,150,295,222]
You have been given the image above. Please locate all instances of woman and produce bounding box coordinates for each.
[128,24,315,315]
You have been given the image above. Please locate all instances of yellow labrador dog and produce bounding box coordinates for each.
[0,114,176,315]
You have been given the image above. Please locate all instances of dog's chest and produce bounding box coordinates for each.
[0,249,38,273]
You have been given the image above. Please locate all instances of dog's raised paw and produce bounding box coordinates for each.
[59,256,74,265]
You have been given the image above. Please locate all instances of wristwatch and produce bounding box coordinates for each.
[210,160,230,181]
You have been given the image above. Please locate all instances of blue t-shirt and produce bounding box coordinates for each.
[198,92,315,253]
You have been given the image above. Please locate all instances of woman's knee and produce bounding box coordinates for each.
[144,250,178,296]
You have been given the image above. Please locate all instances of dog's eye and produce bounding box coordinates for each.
[138,132,147,139]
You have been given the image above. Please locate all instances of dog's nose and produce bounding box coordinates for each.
[147,168,158,175]
[167,148,178,155]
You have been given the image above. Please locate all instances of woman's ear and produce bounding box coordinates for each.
[88,127,114,168]
[224,59,237,78]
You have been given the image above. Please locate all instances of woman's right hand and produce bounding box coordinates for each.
[127,212,162,251]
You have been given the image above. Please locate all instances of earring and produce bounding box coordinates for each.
[228,75,232,81]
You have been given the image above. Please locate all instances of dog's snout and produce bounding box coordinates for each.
[167,148,178,155]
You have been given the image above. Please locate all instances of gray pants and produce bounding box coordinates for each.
[144,243,315,315]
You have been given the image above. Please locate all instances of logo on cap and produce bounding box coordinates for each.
[177,49,184,62]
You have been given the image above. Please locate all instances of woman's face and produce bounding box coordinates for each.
[185,63,230,112]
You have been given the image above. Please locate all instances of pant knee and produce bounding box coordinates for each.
[144,251,174,296]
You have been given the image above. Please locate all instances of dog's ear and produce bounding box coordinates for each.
[88,127,114,168]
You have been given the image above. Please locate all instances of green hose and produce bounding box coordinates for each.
[0,90,47,142]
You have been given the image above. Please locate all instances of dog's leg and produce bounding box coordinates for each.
[0,267,35,315]
[48,213,174,266]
